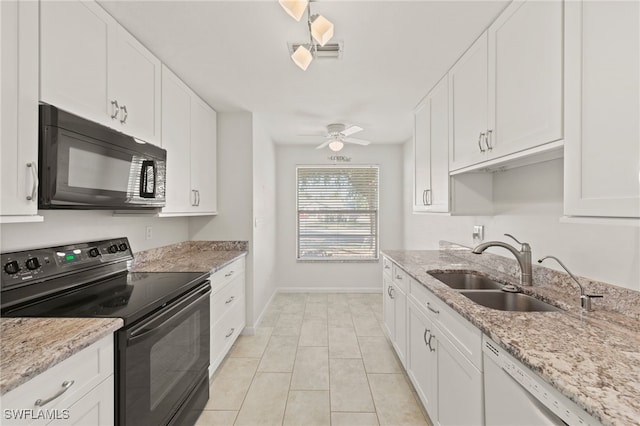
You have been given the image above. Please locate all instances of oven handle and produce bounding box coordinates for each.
[127,281,211,345]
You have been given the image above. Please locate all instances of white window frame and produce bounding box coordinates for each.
[296,165,380,262]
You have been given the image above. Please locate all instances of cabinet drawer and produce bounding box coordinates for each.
[382,257,393,277]
[409,279,482,369]
[210,257,245,293]
[210,297,245,374]
[2,335,114,426]
[211,274,245,325]
[392,264,408,292]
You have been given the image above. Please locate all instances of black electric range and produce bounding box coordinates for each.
[1,238,211,426]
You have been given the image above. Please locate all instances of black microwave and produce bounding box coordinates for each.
[39,105,166,209]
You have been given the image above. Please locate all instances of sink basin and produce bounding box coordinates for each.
[460,291,560,312]
[428,272,505,290]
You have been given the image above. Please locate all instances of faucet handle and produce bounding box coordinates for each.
[504,234,530,251]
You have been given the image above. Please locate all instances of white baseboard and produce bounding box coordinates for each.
[277,287,382,293]
[245,287,280,333]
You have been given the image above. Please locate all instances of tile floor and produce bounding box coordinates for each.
[195,292,432,426]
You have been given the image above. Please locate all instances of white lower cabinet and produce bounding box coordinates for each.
[383,264,408,367]
[1,335,114,426]
[209,257,246,377]
[408,299,438,421]
[382,275,395,340]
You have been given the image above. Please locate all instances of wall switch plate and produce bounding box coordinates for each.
[473,225,484,243]
[145,226,153,240]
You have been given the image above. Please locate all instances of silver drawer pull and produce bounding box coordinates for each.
[427,302,440,315]
[225,328,235,338]
[225,296,235,304]
[384,265,390,269]
[110,100,119,119]
[225,271,235,278]
[26,162,38,201]
[35,380,74,407]
[395,274,402,280]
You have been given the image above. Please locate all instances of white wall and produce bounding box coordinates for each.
[251,114,278,325]
[402,142,640,291]
[0,210,188,252]
[276,143,404,291]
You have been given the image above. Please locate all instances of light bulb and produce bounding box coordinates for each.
[328,140,344,152]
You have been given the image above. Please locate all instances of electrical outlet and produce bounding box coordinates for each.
[473,225,484,243]
[145,226,153,240]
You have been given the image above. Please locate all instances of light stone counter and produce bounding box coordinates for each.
[382,246,640,426]
[130,240,248,273]
[0,317,123,395]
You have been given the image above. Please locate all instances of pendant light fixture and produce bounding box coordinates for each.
[280,0,335,70]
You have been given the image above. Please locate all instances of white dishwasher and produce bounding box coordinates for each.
[483,336,601,426]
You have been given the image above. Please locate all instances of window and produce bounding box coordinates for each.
[297,166,379,261]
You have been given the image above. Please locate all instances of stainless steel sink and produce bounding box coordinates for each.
[428,272,505,290]
[460,291,561,312]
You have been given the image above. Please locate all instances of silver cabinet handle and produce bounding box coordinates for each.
[426,302,439,315]
[485,129,493,151]
[110,100,119,119]
[225,270,234,278]
[35,380,74,407]
[423,328,429,346]
[387,286,392,297]
[478,132,486,153]
[395,274,403,280]
[120,105,128,124]
[26,162,38,201]
[425,189,432,206]
[196,190,200,206]
[384,264,390,270]
[225,328,235,338]
[427,332,436,352]
[422,189,427,206]
[191,189,197,206]
[389,287,395,299]
[225,296,235,304]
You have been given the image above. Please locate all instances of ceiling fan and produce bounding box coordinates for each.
[313,123,371,151]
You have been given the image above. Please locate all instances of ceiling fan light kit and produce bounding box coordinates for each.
[328,140,344,152]
[312,123,371,151]
[279,0,335,70]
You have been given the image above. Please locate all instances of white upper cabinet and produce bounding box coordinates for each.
[40,0,161,146]
[161,66,218,216]
[414,75,450,213]
[449,0,563,172]
[1,0,41,222]
[564,0,640,218]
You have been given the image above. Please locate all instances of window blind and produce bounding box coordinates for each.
[297,166,379,261]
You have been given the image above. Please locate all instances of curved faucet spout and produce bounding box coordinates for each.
[472,236,532,286]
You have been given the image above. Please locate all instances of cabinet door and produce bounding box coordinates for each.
[1,0,40,221]
[407,302,437,422]
[564,0,640,218]
[393,286,407,366]
[48,376,114,426]
[382,276,395,340]
[487,0,563,157]
[413,100,431,211]
[161,66,192,214]
[109,25,162,146]
[449,32,489,171]
[190,96,218,213]
[429,76,450,212]
[436,329,484,426]
[40,0,112,127]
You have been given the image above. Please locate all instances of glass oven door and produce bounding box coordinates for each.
[118,281,210,426]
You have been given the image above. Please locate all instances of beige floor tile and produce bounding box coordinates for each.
[358,336,402,373]
[352,311,385,336]
[271,325,302,336]
[299,319,328,347]
[327,307,354,328]
[228,327,272,358]
[368,373,428,426]
[259,310,280,327]
[291,346,329,390]
[206,358,259,410]
[257,334,299,372]
[283,391,330,426]
[306,293,329,303]
[195,410,237,426]
[331,412,380,426]
[304,302,328,320]
[329,358,375,412]
[234,372,291,426]
[276,312,304,328]
[329,327,361,358]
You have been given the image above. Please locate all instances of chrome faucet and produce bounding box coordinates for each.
[538,255,602,311]
[472,234,532,286]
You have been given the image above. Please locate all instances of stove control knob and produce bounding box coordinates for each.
[25,257,41,270]
[4,261,20,275]
[108,245,118,254]
[89,248,101,258]
[118,243,128,252]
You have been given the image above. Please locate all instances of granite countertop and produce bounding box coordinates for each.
[0,317,123,395]
[130,240,247,273]
[382,247,640,426]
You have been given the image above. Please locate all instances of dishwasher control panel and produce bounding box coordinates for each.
[483,337,599,426]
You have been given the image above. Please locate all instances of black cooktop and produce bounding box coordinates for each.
[2,271,208,326]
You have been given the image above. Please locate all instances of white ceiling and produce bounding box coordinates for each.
[98,0,509,145]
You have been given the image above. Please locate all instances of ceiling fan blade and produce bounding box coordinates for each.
[341,125,363,136]
[343,137,370,146]
[315,140,332,149]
